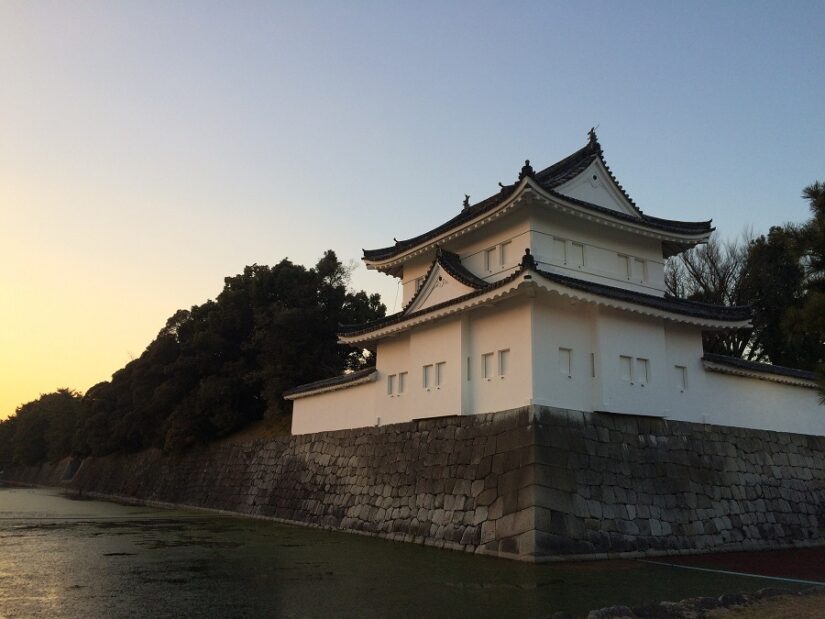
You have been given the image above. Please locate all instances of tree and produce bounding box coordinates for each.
[66,250,386,455]
[0,389,83,465]
[796,181,825,399]
[741,225,811,366]
[665,233,755,358]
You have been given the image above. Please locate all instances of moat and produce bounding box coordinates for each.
[0,486,792,618]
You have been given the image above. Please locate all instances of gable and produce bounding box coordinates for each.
[404,262,477,314]
[553,160,641,218]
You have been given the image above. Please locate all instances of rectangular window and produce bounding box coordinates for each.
[466,356,471,381]
[498,349,510,377]
[591,352,596,378]
[484,247,496,272]
[387,374,396,396]
[552,238,567,264]
[620,355,633,382]
[398,371,407,394]
[435,362,446,387]
[423,364,433,389]
[634,258,648,282]
[570,242,585,268]
[618,254,631,279]
[482,353,494,379]
[637,358,649,386]
[559,347,572,378]
[499,241,511,267]
[675,365,687,391]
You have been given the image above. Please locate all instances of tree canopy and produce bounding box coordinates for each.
[0,251,385,465]
[666,179,825,398]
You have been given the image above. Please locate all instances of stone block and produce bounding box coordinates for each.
[476,488,497,506]
[495,508,533,539]
[480,519,496,544]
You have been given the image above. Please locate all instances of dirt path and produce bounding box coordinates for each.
[707,589,825,618]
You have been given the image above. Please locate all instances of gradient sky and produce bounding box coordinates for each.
[2,1,824,419]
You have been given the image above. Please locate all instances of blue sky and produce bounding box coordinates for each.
[1,1,824,415]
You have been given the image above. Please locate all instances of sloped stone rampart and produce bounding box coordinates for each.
[3,406,825,561]
[3,409,533,558]
[528,408,825,560]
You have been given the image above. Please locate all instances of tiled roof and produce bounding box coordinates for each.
[339,270,524,337]
[438,248,489,289]
[535,270,752,322]
[400,248,488,314]
[283,367,377,397]
[362,187,517,261]
[339,265,750,339]
[702,353,817,381]
[363,133,712,263]
[545,189,712,235]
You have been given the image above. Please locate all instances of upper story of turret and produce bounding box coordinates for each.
[362,130,713,308]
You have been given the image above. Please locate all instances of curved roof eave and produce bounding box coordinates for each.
[363,181,712,271]
[338,268,751,344]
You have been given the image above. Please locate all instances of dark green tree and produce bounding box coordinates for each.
[665,233,755,358]
[67,250,385,455]
[0,389,83,465]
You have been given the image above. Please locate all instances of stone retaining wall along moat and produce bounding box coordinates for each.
[4,406,825,561]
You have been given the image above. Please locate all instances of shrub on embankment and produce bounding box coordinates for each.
[0,251,384,467]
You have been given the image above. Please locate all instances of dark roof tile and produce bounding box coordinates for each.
[364,135,711,263]
[340,266,750,339]
[283,367,377,397]
[535,269,751,322]
[702,353,816,381]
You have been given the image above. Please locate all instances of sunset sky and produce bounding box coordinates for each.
[2,1,824,419]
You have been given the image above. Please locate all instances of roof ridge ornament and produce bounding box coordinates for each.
[518,159,535,181]
[462,194,470,210]
[588,126,602,152]
[521,248,536,269]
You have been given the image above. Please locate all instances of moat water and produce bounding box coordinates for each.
[0,486,787,618]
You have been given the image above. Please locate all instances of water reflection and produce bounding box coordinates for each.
[0,487,787,618]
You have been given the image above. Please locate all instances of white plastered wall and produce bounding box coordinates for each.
[467,297,533,414]
[409,318,463,418]
[373,333,413,425]
[554,159,638,217]
[529,206,666,295]
[532,295,598,411]
[400,211,531,305]
[293,294,825,436]
[406,264,475,313]
[291,381,377,435]
[592,308,669,416]
[699,373,823,435]
[450,212,530,283]
[400,254,435,306]
[662,325,825,434]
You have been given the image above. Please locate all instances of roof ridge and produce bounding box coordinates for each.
[363,133,713,264]
[702,353,816,381]
[535,269,752,321]
[436,248,489,289]
[398,247,489,315]
[340,267,750,340]
[283,367,377,397]
[340,267,525,336]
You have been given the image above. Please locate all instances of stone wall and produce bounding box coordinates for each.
[3,409,533,558]
[528,408,825,560]
[3,406,825,561]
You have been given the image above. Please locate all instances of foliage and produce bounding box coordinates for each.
[0,389,82,466]
[665,233,755,358]
[667,180,825,401]
[1,251,385,462]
